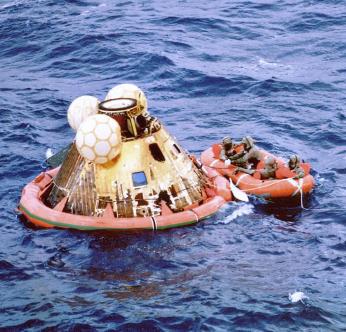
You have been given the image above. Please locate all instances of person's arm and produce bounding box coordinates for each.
[293,167,305,179]
[236,166,267,180]
[235,167,255,175]
[229,150,246,161]
[248,148,262,162]
[219,149,227,161]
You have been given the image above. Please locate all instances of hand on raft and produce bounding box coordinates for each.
[234,167,255,175]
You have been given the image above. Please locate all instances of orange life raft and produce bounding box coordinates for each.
[19,166,229,231]
[201,144,315,199]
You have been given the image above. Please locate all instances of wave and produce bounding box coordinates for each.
[0,0,345,330]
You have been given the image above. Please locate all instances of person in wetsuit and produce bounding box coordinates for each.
[219,137,236,161]
[237,154,310,180]
[276,154,310,179]
[227,136,262,168]
[235,156,278,179]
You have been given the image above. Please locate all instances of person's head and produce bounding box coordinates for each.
[265,156,277,169]
[288,154,300,169]
[222,136,233,150]
[242,136,254,149]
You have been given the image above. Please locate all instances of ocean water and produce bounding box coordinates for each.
[1,0,346,330]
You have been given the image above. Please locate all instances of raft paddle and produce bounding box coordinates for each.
[229,179,249,202]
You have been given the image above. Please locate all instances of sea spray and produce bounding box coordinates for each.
[218,204,254,224]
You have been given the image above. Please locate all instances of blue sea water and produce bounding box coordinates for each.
[0,0,346,330]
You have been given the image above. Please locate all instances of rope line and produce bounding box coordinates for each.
[207,158,304,192]
[205,157,309,209]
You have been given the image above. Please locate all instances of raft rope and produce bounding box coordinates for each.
[298,178,304,209]
[238,177,305,209]
[207,159,306,209]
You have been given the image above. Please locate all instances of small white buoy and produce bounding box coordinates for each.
[46,148,54,159]
[289,291,309,303]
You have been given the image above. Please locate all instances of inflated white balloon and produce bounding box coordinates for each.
[105,83,147,115]
[67,96,99,132]
[75,114,122,164]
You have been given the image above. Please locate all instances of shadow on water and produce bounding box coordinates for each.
[253,195,313,222]
[16,221,202,304]
[63,228,208,302]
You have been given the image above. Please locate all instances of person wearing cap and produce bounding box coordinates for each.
[220,137,236,161]
[288,155,306,177]
[229,136,262,168]
[256,156,278,179]
[276,154,310,179]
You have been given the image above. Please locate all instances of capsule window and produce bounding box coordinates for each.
[149,143,165,162]
[132,171,148,187]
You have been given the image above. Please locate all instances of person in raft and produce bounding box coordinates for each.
[235,156,278,180]
[219,137,238,161]
[276,154,310,179]
[236,154,310,180]
[225,136,262,168]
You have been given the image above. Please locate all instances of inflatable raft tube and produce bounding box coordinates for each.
[18,167,229,231]
[201,145,314,199]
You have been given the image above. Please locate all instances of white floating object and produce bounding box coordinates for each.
[45,148,54,159]
[76,114,122,164]
[67,95,99,132]
[289,291,309,303]
[105,83,147,115]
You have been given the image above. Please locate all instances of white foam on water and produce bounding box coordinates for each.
[0,0,23,10]
[0,3,11,10]
[80,3,106,15]
[45,148,54,159]
[289,291,309,304]
[1,0,45,11]
[218,204,254,224]
[258,58,293,71]
[218,203,232,213]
